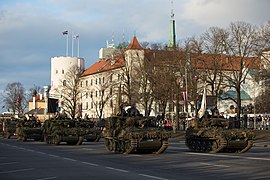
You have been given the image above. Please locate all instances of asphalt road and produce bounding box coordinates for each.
[0,137,269,180]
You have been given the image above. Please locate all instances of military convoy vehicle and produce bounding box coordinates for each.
[185,117,255,153]
[2,119,17,139]
[42,119,102,145]
[43,119,83,145]
[77,120,102,142]
[16,120,42,141]
[103,106,171,154]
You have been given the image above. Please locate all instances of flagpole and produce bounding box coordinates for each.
[66,33,68,57]
[77,36,80,57]
[72,33,74,57]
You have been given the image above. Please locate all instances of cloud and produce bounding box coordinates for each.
[181,0,270,28]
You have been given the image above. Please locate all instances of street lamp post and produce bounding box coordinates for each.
[43,86,49,121]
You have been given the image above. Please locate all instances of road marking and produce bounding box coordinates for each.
[48,154,60,158]
[36,151,46,155]
[26,149,37,153]
[62,157,77,162]
[200,162,230,168]
[81,161,99,166]
[105,166,128,173]
[36,177,57,180]
[0,168,34,174]
[0,162,18,166]
[125,154,142,157]
[81,147,94,150]
[186,152,270,161]
[138,173,169,180]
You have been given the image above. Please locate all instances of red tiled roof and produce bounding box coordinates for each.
[81,36,261,77]
[191,53,260,71]
[81,56,125,77]
[29,95,44,102]
[127,36,144,50]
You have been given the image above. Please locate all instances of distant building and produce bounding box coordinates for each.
[25,94,46,121]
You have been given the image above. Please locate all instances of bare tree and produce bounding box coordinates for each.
[255,87,270,113]
[221,21,262,120]
[89,71,117,119]
[131,53,155,116]
[2,82,27,115]
[199,27,228,97]
[28,85,42,99]
[58,65,83,119]
[150,51,180,116]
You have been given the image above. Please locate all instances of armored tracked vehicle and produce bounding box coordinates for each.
[16,120,42,141]
[42,119,84,145]
[185,117,254,153]
[2,119,17,139]
[77,120,102,142]
[104,107,171,154]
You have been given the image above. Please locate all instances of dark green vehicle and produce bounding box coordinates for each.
[76,120,102,142]
[104,113,171,154]
[2,119,17,139]
[16,120,42,141]
[42,119,101,145]
[185,117,255,153]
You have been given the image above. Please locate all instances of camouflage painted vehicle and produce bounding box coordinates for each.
[16,120,42,141]
[185,117,255,153]
[104,114,171,154]
[2,119,17,139]
[42,119,85,145]
[77,120,102,142]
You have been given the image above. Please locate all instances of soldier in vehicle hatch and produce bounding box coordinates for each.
[126,104,141,117]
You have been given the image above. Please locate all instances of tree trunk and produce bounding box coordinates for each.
[236,87,241,128]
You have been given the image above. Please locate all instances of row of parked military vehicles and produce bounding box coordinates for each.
[0,110,255,154]
[1,118,102,145]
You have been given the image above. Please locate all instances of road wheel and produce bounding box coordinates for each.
[54,135,61,145]
[105,138,114,152]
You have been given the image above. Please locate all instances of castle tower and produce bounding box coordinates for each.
[50,56,85,95]
[168,0,176,49]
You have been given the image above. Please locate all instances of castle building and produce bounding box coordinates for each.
[44,1,268,121]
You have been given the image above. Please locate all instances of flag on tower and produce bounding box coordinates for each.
[62,30,68,35]
[73,34,79,39]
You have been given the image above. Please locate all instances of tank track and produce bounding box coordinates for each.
[185,137,253,153]
[105,138,169,154]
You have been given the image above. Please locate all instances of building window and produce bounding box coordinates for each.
[86,80,88,86]
[56,70,58,74]
[158,104,163,112]
[81,81,83,87]
[86,102,88,109]
[110,74,113,82]
[99,78,101,84]
[96,91,98,97]
[91,102,93,109]
[103,77,105,84]
[96,78,98,84]
[169,103,174,112]
[62,69,64,74]
[86,92,88,98]
[90,91,93,98]
[99,90,102,97]
[63,80,66,86]
[91,79,93,86]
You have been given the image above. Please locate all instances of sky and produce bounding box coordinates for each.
[0,0,270,113]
